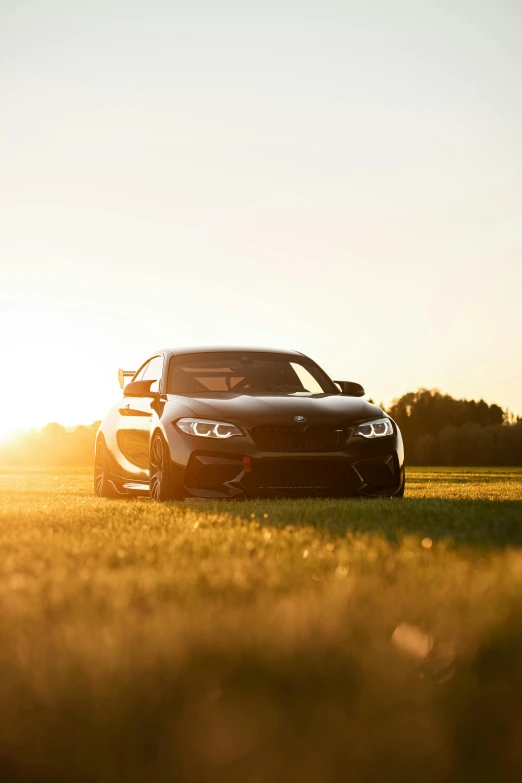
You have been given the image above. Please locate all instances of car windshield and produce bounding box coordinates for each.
[167,352,337,395]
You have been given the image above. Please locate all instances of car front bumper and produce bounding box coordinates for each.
[165,426,405,499]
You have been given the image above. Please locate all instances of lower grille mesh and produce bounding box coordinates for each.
[243,459,359,494]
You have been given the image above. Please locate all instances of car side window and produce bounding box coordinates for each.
[141,355,164,393]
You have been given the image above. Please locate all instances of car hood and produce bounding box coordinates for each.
[167,393,383,425]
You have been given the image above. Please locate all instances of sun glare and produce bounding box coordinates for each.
[0,306,123,438]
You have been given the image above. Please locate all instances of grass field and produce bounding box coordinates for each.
[0,467,522,782]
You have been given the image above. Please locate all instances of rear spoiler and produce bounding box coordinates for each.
[118,369,136,389]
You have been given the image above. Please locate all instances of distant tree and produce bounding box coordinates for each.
[414,433,438,464]
[0,422,101,467]
[388,389,521,465]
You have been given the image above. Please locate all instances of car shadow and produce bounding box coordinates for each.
[184,496,522,550]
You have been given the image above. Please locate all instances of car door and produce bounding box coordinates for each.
[117,355,164,480]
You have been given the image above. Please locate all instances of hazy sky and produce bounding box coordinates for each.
[1,0,521,436]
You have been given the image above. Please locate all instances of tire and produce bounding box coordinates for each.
[94,437,119,498]
[393,473,406,498]
[150,433,182,501]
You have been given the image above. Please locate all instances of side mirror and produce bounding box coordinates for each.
[124,379,158,397]
[334,380,365,397]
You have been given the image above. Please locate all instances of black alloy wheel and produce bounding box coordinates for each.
[94,437,118,498]
[150,433,180,501]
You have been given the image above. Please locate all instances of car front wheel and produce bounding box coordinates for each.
[150,433,182,501]
[94,437,119,498]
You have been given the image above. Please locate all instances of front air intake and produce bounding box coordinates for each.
[242,458,360,494]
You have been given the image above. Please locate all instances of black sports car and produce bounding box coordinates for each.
[95,347,405,500]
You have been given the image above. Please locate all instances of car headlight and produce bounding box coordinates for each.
[354,418,393,439]
[175,418,244,439]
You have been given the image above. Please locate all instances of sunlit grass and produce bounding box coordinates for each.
[0,468,521,781]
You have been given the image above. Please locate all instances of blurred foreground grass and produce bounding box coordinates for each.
[0,467,521,782]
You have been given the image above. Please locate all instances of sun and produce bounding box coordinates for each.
[0,306,117,439]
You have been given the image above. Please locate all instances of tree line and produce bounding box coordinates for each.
[0,389,520,466]
[386,389,522,466]
[0,422,101,467]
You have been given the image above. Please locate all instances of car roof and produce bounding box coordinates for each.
[156,346,306,359]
